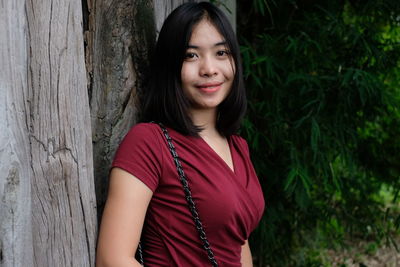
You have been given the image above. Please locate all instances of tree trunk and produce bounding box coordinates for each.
[0,0,34,265]
[88,0,156,220]
[26,0,97,265]
[153,0,198,33]
[1,0,97,266]
[153,0,235,34]
[218,0,236,31]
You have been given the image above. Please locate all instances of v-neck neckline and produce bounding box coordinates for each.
[198,135,236,175]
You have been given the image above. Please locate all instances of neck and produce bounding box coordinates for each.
[189,108,220,138]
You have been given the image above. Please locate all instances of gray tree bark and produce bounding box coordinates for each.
[218,0,236,31]
[1,0,97,266]
[88,0,156,219]
[26,0,97,264]
[0,0,34,265]
[153,0,199,33]
[153,0,235,34]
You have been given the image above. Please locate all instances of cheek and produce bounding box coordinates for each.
[181,64,196,89]
[220,60,235,80]
[181,64,189,85]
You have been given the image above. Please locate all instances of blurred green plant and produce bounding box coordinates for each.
[237,0,400,265]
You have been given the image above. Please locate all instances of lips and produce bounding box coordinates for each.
[196,82,223,93]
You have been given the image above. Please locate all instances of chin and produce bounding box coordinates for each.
[199,103,222,110]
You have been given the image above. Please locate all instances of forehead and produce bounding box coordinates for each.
[189,19,225,46]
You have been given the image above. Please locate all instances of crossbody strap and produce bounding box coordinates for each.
[138,123,218,267]
[159,123,218,266]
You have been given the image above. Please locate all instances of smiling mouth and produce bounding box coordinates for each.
[196,82,223,93]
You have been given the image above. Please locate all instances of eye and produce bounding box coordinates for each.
[184,52,198,60]
[216,50,230,57]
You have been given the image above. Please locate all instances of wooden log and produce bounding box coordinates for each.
[0,0,34,265]
[25,0,97,265]
[89,0,156,219]
[153,0,193,33]
[153,0,236,34]
[217,0,236,31]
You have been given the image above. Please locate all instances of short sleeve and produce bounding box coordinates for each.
[112,123,162,192]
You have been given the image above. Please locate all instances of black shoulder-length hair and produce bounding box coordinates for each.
[140,2,246,136]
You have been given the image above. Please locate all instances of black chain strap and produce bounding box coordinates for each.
[137,123,218,267]
[137,241,144,265]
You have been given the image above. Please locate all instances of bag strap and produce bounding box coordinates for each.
[158,123,218,266]
[137,123,218,267]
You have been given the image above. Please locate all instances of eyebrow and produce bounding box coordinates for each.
[187,41,227,49]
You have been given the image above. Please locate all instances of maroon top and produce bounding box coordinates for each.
[112,123,265,266]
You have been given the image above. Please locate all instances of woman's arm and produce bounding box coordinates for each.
[96,168,153,267]
[241,240,253,267]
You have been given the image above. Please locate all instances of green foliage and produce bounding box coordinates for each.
[237,0,400,265]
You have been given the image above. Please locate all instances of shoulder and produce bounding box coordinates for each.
[116,122,163,154]
[230,134,250,154]
[230,134,248,146]
[112,122,164,192]
[125,122,160,138]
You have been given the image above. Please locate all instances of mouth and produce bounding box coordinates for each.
[196,82,223,93]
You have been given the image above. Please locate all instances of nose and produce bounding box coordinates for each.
[199,56,218,77]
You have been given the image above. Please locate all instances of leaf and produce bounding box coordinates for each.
[311,117,320,155]
[284,167,298,194]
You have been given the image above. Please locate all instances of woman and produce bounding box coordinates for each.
[96,2,264,266]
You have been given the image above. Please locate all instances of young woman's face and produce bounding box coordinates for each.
[181,19,235,112]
